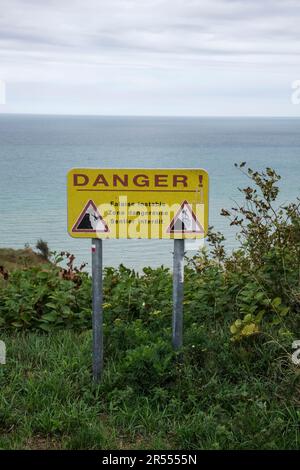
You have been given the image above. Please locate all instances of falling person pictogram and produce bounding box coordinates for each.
[72,200,109,233]
[167,201,204,234]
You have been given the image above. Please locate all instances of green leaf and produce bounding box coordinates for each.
[254,292,265,301]
[241,323,259,336]
[41,312,58,322]
[38,323,52,332]
[11,322,23,328]
[271,297,282,309]
[45,303,57,309]
[255,310,265,323]
[243,313,252,323]
[279,306,289,316]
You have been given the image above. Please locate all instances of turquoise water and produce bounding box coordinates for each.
[0,115,299,271]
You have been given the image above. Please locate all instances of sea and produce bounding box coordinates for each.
[0,115,299,272]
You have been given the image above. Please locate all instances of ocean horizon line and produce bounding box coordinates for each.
[0,112,300,119]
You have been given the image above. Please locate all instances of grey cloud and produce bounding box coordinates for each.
[0,0,300,116]
[0,0,300,61]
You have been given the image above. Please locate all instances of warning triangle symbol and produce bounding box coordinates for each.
[72,200,109,233]
[167,201,204,234]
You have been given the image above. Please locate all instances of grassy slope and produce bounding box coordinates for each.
[0,331,160,450]
[0,329,299,450]
[0,248,48,271]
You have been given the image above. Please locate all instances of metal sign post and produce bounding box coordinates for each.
[91,239,103,383]
[172,239,185,350]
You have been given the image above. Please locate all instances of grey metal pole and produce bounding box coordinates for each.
[172,239,185,350]
[91,238,103,382]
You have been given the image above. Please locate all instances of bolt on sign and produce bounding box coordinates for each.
[67,168,209,239]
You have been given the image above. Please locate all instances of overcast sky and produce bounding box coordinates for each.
[0,0,300,115]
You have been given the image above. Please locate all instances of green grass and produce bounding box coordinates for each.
[1,329,300,450]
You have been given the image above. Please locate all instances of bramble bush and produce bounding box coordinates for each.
[205,163,300,340]
[0,252,91,331]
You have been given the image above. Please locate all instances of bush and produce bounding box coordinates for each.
[35,239,50,261]
[0,252,91,331]
[192,163,300,340]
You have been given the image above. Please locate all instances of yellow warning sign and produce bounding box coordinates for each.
[67,168,209,239]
